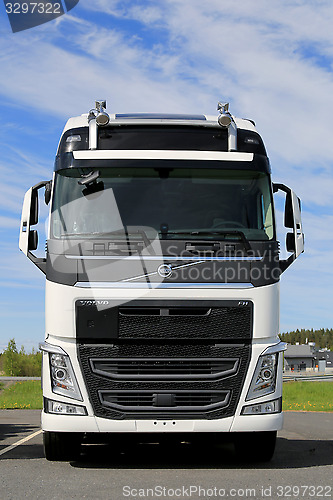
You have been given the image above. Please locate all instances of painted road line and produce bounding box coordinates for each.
[0,429,42,457]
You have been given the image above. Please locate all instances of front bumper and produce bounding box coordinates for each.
[41,410,283,433]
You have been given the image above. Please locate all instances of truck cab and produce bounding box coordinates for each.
[19,100,304,461]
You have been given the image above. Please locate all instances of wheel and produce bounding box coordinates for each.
[43,431,82,461]
[234,431,277,463]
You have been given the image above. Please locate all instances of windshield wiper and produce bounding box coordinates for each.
[62,227,155,255]
[165,230,251,253]
[108,227,154,253]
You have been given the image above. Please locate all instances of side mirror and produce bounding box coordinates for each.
[284,192,294,228]
[45,180,52,205]
[273,183,304,272]
[19,180,51,273]
[30,189,39,226]
[286,232,295,253]
[28,230,38,251]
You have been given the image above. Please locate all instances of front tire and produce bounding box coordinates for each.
[234,431,277,462]
[43,431,82,461]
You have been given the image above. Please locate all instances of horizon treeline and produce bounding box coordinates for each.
[279,328,333,350]
[0,330,332,377]
[0,339,42,377]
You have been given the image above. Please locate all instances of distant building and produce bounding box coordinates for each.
[314,350,333,371]
[284,344,315,371]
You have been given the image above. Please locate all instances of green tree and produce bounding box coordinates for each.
[279,328,333,349]
[2,338,21,376]
[2,339,42,376]
[19,347,42,376]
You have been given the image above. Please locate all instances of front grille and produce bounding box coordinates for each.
[118,305,252,340]
[89,357,239,380]
[99,390,230,411]
[76,300,253,341]
[78,343,251,420]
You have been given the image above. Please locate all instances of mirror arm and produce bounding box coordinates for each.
[27,251,46,274]
[273,182,290,194]
[279,254,295,273]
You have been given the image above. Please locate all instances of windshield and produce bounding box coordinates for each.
[51,164,274,241]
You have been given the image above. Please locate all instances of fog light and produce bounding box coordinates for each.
[241,398,281,415]
[46,399,87,415]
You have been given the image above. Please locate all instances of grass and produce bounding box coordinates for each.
[283,381,333,412]
[0,380,42,409]
[0,380,332,412]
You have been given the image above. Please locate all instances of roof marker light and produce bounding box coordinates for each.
[66,135,82,143]
[244,136,259,145]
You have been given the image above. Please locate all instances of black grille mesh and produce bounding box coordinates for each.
[89,357,239,380]
[118,306,252,340]
[99,390,230,410]
[78,343,251,420]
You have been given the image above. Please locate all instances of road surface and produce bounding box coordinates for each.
[0,410,332,499]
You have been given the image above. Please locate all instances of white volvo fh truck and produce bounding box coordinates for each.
[19,100,304,461]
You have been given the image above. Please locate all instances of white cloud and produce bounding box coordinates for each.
[1,0,333,173]
[0,144,52,215]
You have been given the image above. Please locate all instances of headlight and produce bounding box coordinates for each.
[246,353,278,401]
[49,353,82,401]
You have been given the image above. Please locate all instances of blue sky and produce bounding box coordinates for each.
[0,0,332,351]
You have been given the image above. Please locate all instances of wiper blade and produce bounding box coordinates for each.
[110,227,153,253]
[166,230,251,253]
[62,227,155,255]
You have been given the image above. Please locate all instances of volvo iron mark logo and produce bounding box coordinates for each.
[157,264,173,279]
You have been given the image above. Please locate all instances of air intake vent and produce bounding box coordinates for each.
[119,307,211,317]
[99,390,230,411]
[90,357,239,380]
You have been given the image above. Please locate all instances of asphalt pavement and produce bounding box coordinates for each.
[0,410,332,500]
